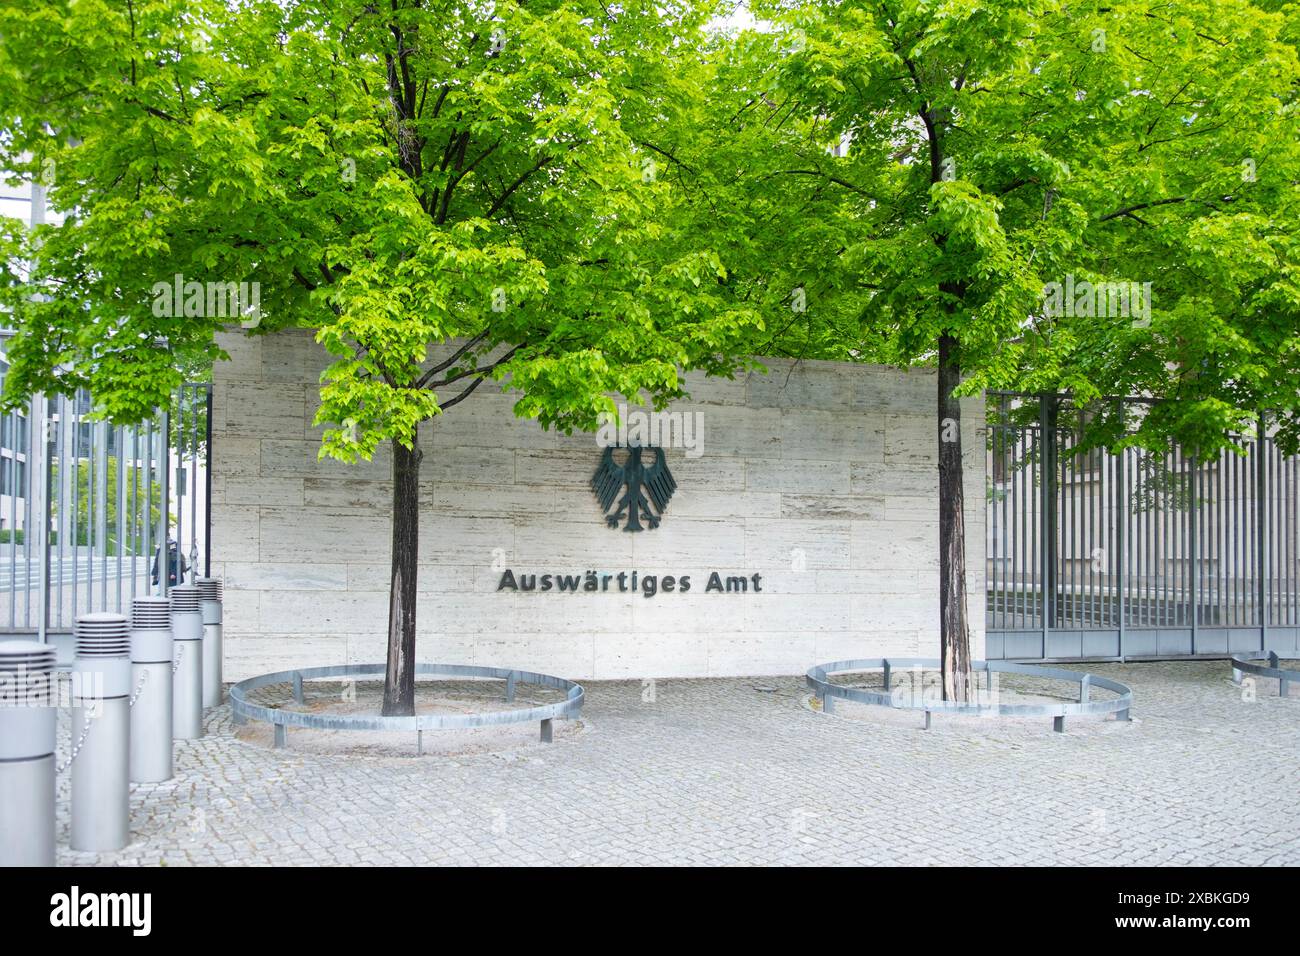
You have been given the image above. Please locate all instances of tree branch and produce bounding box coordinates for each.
[415,331,490,387]
[424,345,521,389]
[485,155,557,218]
[437,373,488,410]
[763,168,875,198]
[639,141,697,175]
[1097,197,1188,222]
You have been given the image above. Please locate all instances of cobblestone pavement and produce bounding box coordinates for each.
[54,662,1298,866]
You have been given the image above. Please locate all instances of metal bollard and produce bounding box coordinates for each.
[170,584,204,740]
[0,641,57,866]
[196,577,223,708]
[71,613,132,852]
[130,596,173,784]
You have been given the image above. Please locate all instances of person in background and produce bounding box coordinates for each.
[151,536,189,586]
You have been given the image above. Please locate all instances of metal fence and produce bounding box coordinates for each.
[0,380,211,639]
[987,392,1300,661]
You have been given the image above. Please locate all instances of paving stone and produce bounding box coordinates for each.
[49,662,1298,865]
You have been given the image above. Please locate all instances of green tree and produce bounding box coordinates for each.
[0,0,760,714]
[999,2,1300,457]
[700,0,1300,698]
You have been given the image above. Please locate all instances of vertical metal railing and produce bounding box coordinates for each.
[0,382,211,635]
[987,393,1300,660]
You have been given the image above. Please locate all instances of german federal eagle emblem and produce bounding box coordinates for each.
[591,446,676,532]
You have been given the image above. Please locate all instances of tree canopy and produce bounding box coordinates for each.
[0,0,763,443]
[694,0,1300,455]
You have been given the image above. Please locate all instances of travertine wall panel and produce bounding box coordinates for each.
[212,330,986,679]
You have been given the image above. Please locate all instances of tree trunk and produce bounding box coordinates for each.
[382,435,421,716]
[938,333,973,702]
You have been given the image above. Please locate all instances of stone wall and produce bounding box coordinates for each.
[211,329,985,680]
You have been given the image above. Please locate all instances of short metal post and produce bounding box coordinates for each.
[130,596,173,784]
[1079,674,1091,704]
[882,660,891,692]
[292,672,304,704]
[1053,715,1065,733]
[417,730,423,755]
[1231,665,1242,685]
[822,691,834,713]
[1281,677,1291,699]
[71,613,132,853]
[197,578,223,708]
[923,710,931,730]
[170,584,204,740]
[505,673,516,702]
[0,642,57,866]
[274,724,287,749]
[539,718,553,743]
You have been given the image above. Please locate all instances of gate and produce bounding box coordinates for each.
[987,392,1300,661]
[0,379,211,640]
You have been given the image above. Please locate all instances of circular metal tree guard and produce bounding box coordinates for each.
[1230,653,1297,698]
[229,663,584,751]
[806,658,1133,732]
